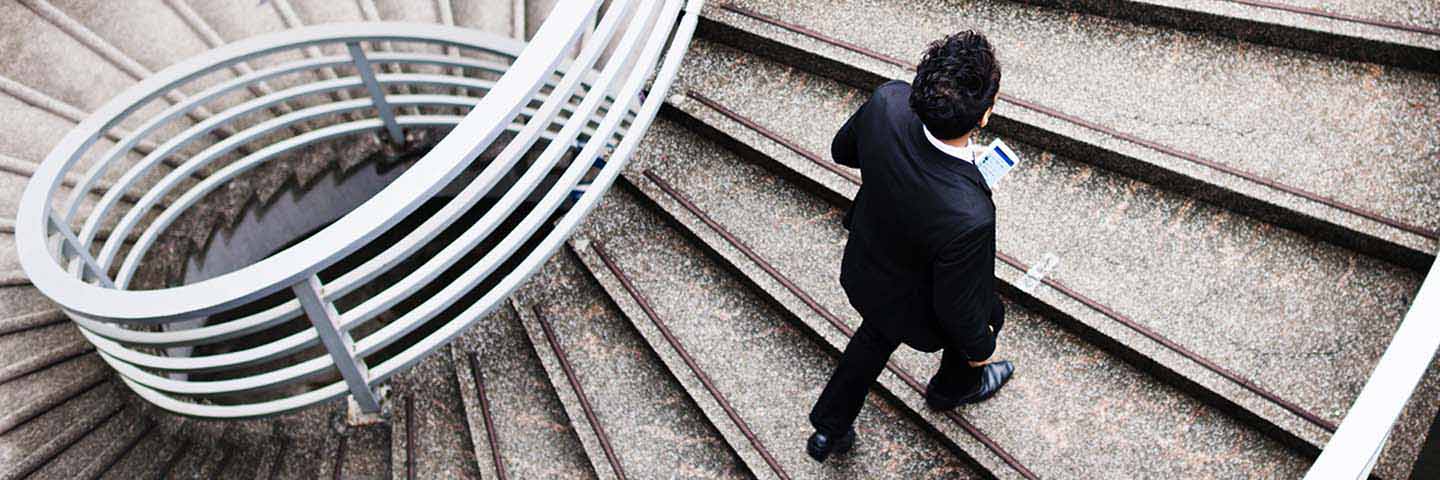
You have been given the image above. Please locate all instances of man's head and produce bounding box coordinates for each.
[909,31,1002,140]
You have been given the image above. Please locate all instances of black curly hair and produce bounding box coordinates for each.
[909,31,1001,140]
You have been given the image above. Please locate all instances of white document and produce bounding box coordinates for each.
[973,139,1020,190]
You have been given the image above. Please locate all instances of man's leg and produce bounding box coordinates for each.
[808,321,901,437]
[927,347,984,402]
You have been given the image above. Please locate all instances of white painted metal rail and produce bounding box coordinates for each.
[1307,257,1440,478]
[14,0,704,418]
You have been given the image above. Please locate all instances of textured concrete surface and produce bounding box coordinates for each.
[710,0,1440,237]
[28,405,148,480]
[624,119,1314,478]
[387,345,484,479]
[1269,0,1440,29]
[661,42,1440,477]
[516,255,752,479]
[453,302,599,478]
[0,353,107,434]
[0,379,124,478]
[574,187,982,479]
[671,37,1420,421]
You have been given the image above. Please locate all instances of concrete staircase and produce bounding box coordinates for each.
[1,0,1437,478]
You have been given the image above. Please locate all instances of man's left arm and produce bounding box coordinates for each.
[931,222,1002,362]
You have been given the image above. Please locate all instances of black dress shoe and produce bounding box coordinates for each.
[925,360,1014,410]
[806,427,856,462]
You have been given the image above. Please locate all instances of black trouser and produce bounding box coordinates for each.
[808,322,983,437]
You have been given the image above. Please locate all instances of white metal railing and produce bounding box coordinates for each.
[1306,257,1440,478]
[14,0,704,418]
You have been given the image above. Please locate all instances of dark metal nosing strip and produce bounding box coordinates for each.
[640,169,1039,480]
[94,420,155,479]
[1221,0,1440,36]
[467,351,510,480]
[532,305,630,480]
[405,395,416,480]
[677,90,1343,434]
[992,251,1339,432]
[715,4,1440,241]
[332,433,348,480]
[587,240,793,480]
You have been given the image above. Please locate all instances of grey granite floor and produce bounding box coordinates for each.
[576,186,983,479]
[453,303,599,479]
[624,118,1314,478]
[716,0,1440,233]
[516,252,754,479]
[670,39,1425,423]
[1266,0,1440,29]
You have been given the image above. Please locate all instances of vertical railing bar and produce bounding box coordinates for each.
[292,274,382,413]
[47,210,115,289]
[346,42,404,143]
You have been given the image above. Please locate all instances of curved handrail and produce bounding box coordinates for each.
[17,17,598,322]
[15,1,703,418]
[1306,257,1440,479]
[111,0,705,419]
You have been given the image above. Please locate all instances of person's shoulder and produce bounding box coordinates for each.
[872,80,911,104]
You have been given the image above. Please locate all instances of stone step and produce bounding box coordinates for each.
[619,120,1319,477]
[160,420,234,479]
[0,309,67,337]
[0,322,92,384]
[211,422,284,480]
[98,418,186,479]
[0,379,126,479]
[386,346,485,479]
[451,303,599,478]
[695,5,1440,270]
[331,416,395,478]
[511,253,751,479]
[26,404,148,480]
[1009,0,1440,72]
[656,41,1440,478]
[265,406,343,479]
[570,187,986,479]
[0,353,108,434]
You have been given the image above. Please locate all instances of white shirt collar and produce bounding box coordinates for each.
[923,126,975,163]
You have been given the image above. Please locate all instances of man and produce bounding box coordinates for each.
[806,31,1013,462]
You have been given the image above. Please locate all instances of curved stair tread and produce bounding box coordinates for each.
[512,255,752,479]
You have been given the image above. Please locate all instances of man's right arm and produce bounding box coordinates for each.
[835,86,887,167]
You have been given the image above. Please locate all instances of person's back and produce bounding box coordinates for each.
[807,31,1014,463]
[836,79,998,354]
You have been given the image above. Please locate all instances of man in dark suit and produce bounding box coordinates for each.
[807,31,1013,462]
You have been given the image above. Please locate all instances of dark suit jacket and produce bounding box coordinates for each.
[834,80,1004,358]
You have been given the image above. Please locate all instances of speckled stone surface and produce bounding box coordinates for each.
[0,379,124,478]
[0,353,107,433]
[1263,0,1440,29]
[99,417,187,479]
[572,188,982,479]
[659,42,1440,477]
[705,0,1440,241]
[453,302,599,479]
[28,404,148,480]
[0,321,89,383]
[514,255,752,479]
[623,119,1317,478]
[387,345,484,479]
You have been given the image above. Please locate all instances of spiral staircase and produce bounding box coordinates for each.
[2,0,1439,478]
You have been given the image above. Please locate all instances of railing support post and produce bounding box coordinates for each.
[48,210,114,288]
[346,42,404,143]
[293,274,383,413]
